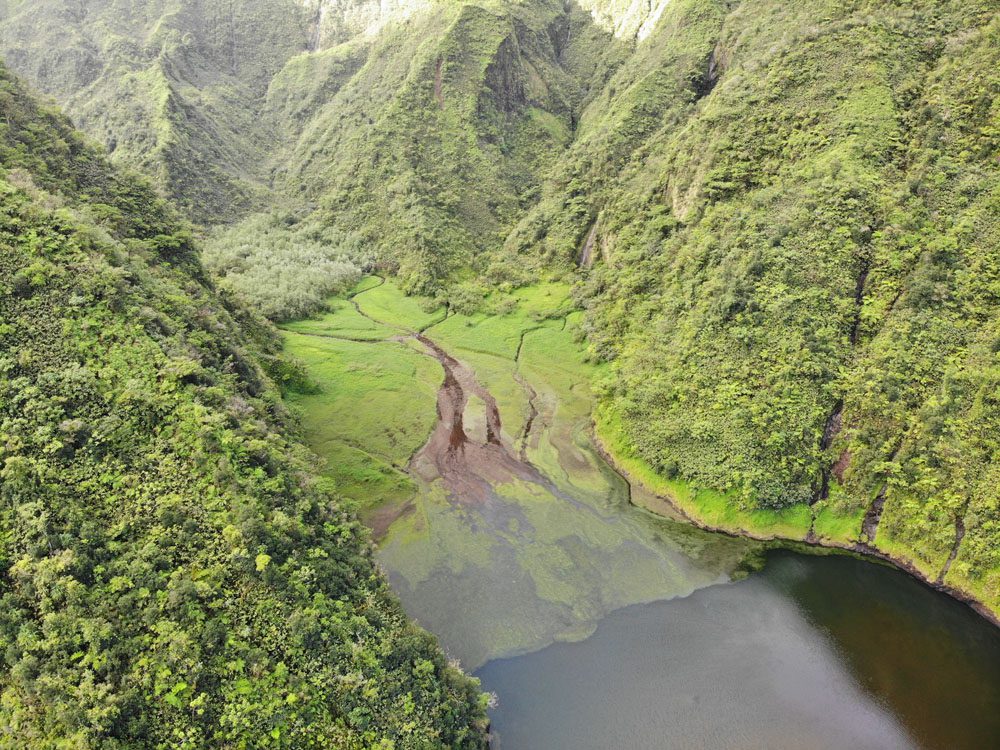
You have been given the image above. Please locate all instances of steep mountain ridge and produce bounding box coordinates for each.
[576,0,675,41]
[204,0,629,312]
[0,0,314,221]
[0,1,627,297]
[0,61,487,747]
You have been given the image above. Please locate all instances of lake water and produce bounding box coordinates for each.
[476,550,1000,750]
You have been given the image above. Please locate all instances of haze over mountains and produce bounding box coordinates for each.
[1,0,999,744]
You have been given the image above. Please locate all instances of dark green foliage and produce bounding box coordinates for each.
[0,63,487,748]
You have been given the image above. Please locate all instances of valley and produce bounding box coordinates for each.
[282,279,1000,747]
[2,0,1000,746]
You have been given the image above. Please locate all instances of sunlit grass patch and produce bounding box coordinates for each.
[355,280,444,330]
[350,275,385,296]
[312,441,417,511]
[283,332,441,509]
[427,311,531,360]
[811,487,864,545]
[426,281,575,360]
[280,297,397,340]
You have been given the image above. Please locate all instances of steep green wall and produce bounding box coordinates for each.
[0,62,487,748]
[532,0,1000,612]
[0,0,314,222]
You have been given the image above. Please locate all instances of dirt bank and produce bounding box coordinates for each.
[590,422,1000,629]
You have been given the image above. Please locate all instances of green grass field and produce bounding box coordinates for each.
[355,280,445,331]
[282,331,441,512]
[280,297,398,341]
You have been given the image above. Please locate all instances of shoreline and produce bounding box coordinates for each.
[589,419,1000,630]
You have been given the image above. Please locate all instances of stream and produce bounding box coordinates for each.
[284,281,1000,749]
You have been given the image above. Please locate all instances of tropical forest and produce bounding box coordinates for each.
[0,1,998,748]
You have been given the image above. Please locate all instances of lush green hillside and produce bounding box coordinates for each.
[0,62,487,748]
[270,0,613,294]
[536,0,1000,612]
[0,0,315,222]
[1,0,630,313]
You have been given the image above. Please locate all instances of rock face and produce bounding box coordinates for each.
[300,0,432,48]
[574,0,673,41]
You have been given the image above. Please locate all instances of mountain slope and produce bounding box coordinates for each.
[534,0,1000,612]
[0,0,630,301]
[0,0,315,222]
[0,62,487,747]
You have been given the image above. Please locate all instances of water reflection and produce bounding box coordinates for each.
[477,552,1000,750]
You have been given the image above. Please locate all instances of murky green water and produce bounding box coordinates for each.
[477,550,1000,750]
[379,452,754,670]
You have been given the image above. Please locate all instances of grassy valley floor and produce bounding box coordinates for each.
[282,277,1000,631]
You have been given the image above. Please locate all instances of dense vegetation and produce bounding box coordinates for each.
[203,213,365,321]
[551,0,1000,611]
[1,0,628,302]
[0,0,314,222]
[1,0,998,641]
[0,62,487,747]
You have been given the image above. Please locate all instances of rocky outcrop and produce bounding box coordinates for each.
[481,31,527,113]
[574,0,673,42]
[300,0,432,48]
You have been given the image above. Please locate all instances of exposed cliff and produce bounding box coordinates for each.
[301,0,433,48]
[575,0,675,41]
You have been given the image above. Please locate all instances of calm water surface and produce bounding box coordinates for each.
[476,550,1000,750]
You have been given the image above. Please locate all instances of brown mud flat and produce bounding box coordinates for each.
[589,424,1000,629]
[409,334,566,505]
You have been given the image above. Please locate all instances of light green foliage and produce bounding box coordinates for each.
[278,278,465,511]
[355,280,445,331]
[282,298,398,341]
[203,212,366,321]
[0,63,487,748]
[428,282,573,358]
